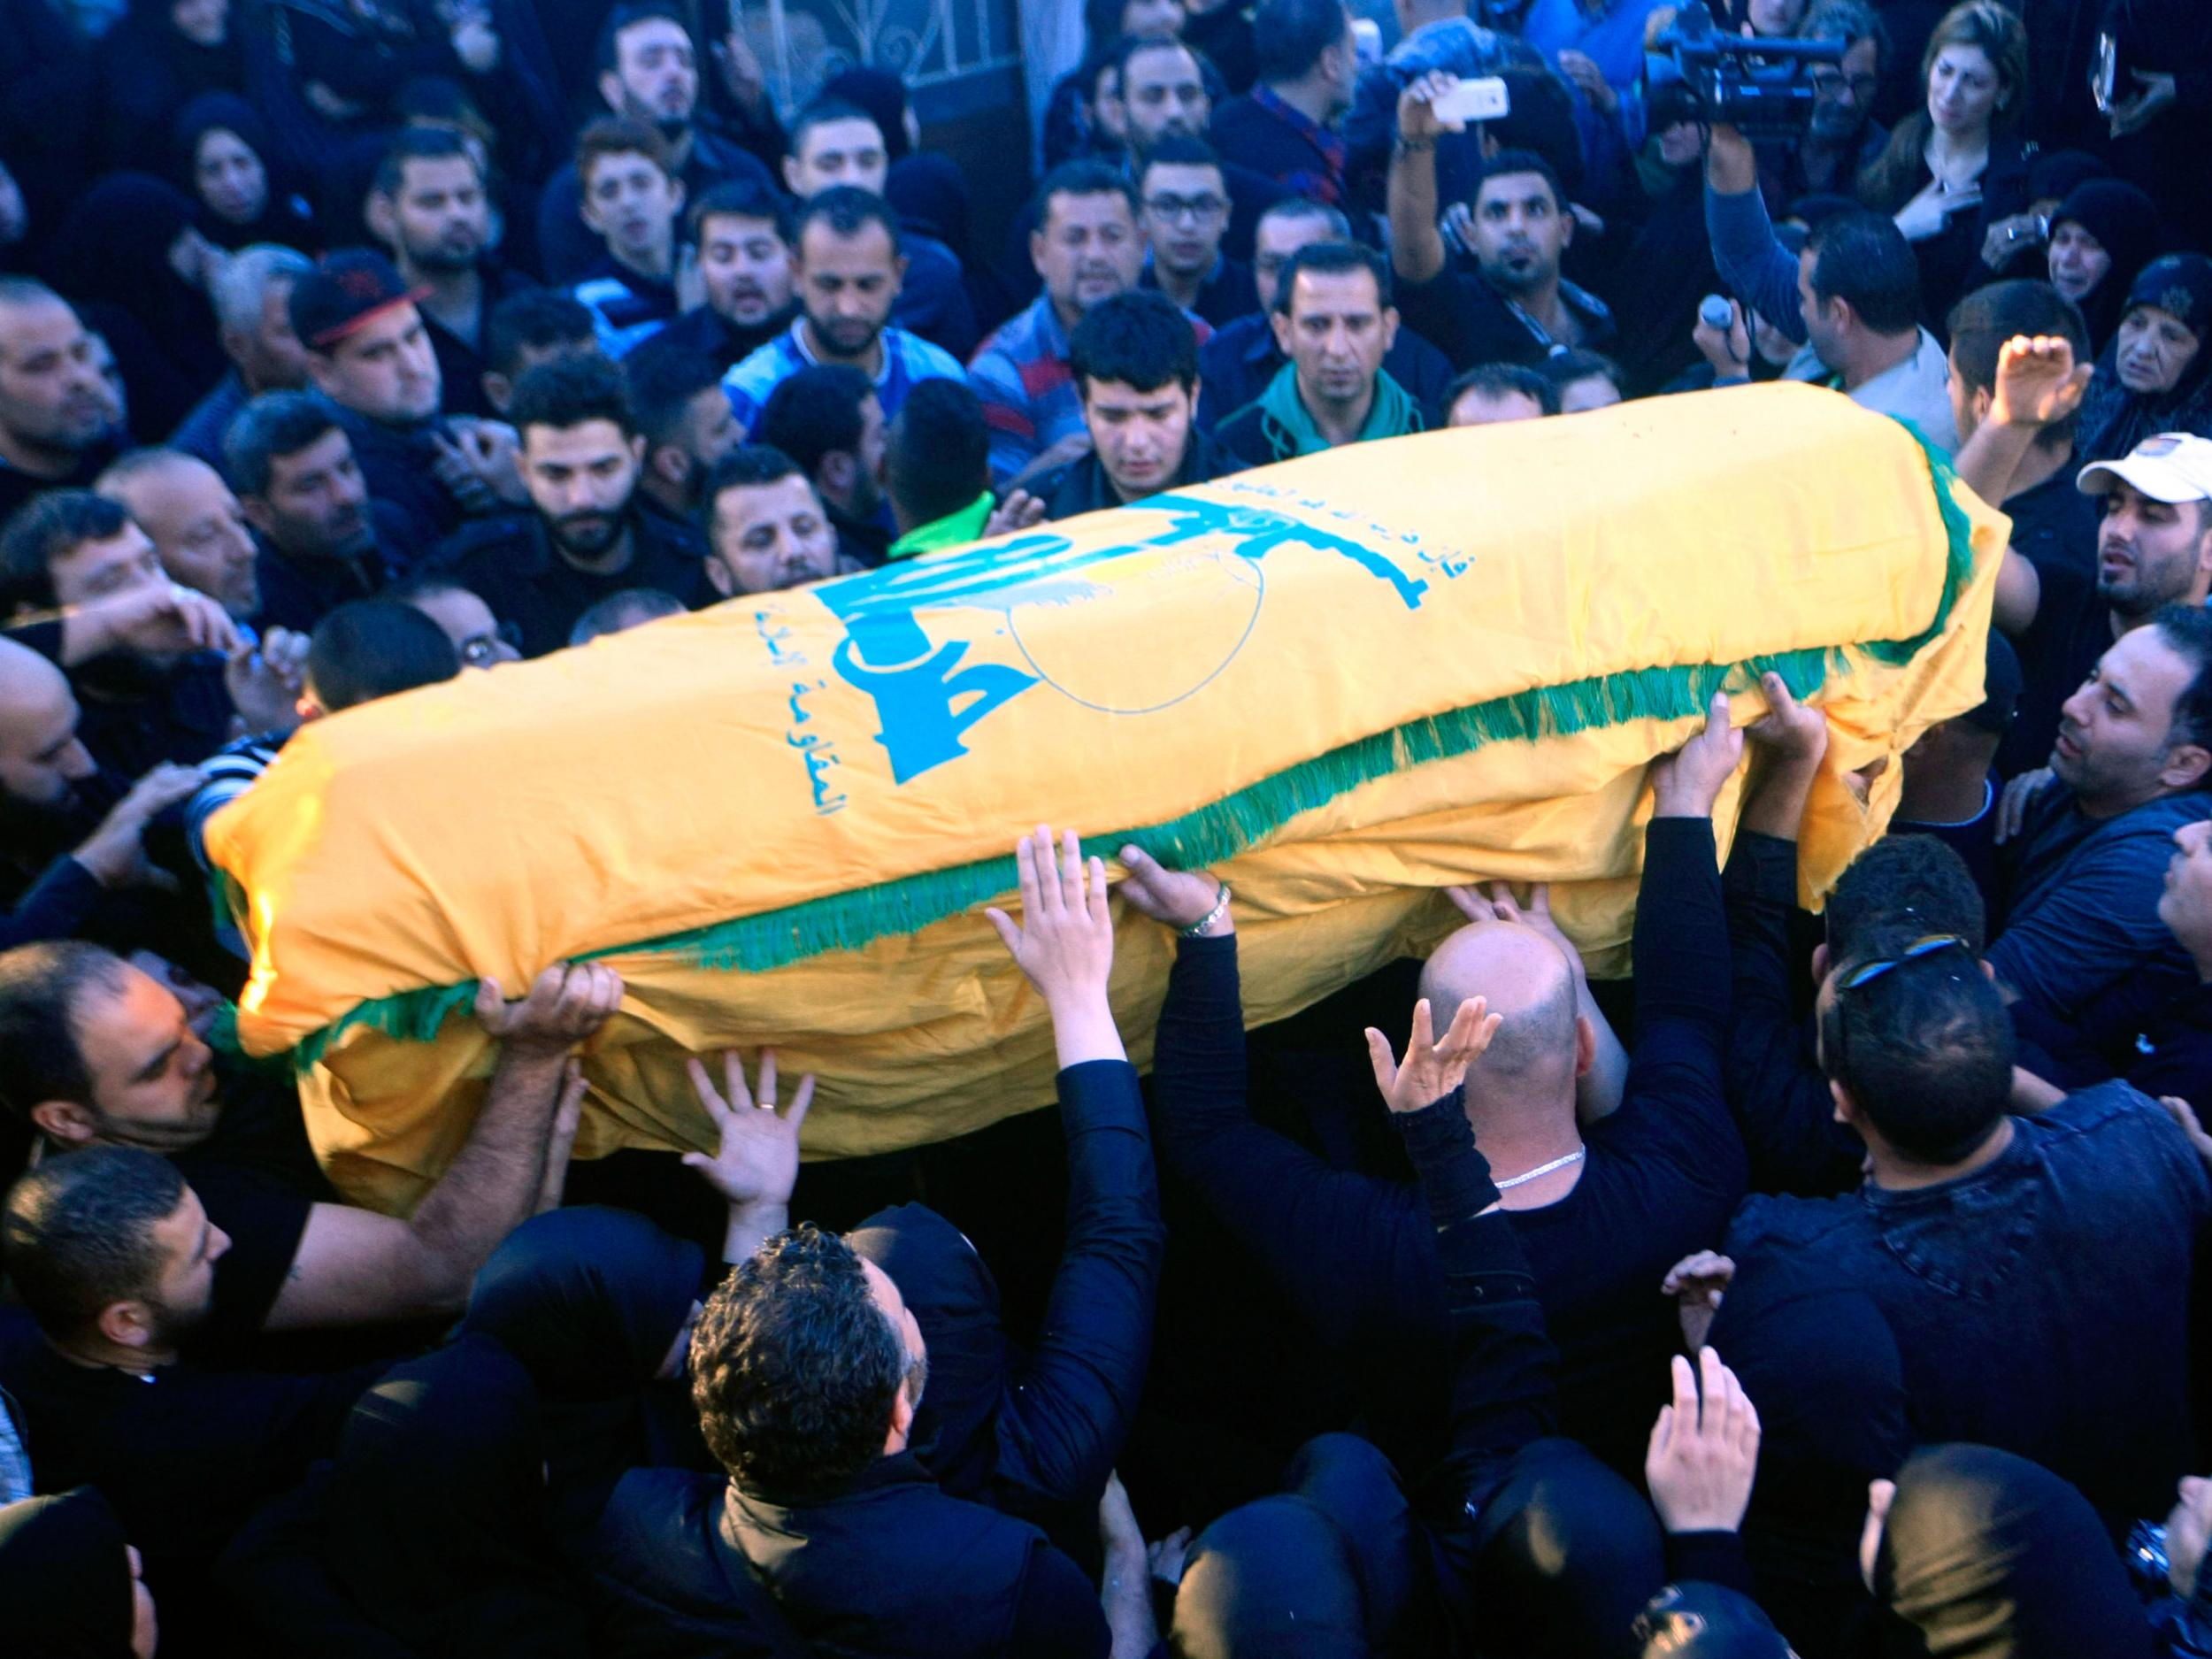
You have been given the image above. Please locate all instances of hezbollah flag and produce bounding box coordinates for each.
[207,383,2006,1214]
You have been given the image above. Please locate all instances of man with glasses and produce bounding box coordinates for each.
[1758,0,1888,209]
[1137,138,1259,327]
[389,575,523,668]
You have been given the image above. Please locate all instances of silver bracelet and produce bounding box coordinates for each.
[1181,882,1233,937]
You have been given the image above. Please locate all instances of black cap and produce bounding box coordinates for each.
[1635,1584,1800,1657]
[288,250,429,351]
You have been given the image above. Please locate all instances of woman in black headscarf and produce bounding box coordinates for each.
[457,1206,710,1540]
[173,93,319,253]
[1866,1443,2156,1657]
[42,172,228,437]
[0,1486,157,1658]
[221,1334,588,1659]
[2078,252,2212,464]
[96,0,251,176]
[2045,180,2162,357]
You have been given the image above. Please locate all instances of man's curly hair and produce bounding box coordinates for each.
[690,1223,905,1498]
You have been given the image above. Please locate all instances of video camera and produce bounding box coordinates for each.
[1645,6,1845,141]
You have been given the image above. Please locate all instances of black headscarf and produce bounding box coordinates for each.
[172,92,319,252]
[323,1334,588,1659]
[42,171,227,408]
[0,1486,137,1658]
[2050,179,2163,354]
[97,0,250,173]
[2078,252,2212,463]
[848,1203,1009,1502]
[457,1207,708,1537]
[1873,1444,2156,1659]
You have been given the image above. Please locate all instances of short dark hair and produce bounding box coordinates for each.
[2153,603,2212,762]
[1807,209,1921,334]
[757,365,874,481]
[1273,241,1391,314]
[623,332,728,450]
[690,1224,907,1498]
[1545,349,1624,395]
[1070,288,1199,396]
[1253,0,1348,83]
[1036,160,1141,227]
[305,600,461,712]
[1477,148,1570,214]
[1446,361,1560,415]
[689,178,788,246]
[787,97,882,161]
[791,186,902,257]
[506,351,637,443]
[371,127,480,201]
[483,288,597,383]
[570,588,687,646]
[1139,133,1226,192]
[576,115,674,188]
[593,2,690,79]
[1827,833,1987,959]
[1819,944,2013,1163]
[1945,280,2092,445]
[885,379,988,529]
[0,492,131,612]
[0,941,122,1126]
[1111,31,1198,91]
[705,444,807,507]
[3,1146,188,1340]
[1257,196,1351,239]
[222,389,343,497]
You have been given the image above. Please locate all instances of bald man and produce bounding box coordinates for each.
[1121,695,1761,1486]
[0,637,203,946]
[96,449,261,621]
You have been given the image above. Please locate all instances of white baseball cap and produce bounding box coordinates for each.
[2077,432,2212,503]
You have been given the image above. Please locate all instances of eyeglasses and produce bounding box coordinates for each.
[1835,933,1974,994]
[1808,70,1880,100]
[1143,193,1227,224]
[1827,934,1973,1082]
[457,619,523,666]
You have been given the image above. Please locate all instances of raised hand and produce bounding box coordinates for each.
[1448,881,1587,984]
[1556,50,1617,117]
[1661,1249,1736,1351]
[1995,766,2052,844]
[74,763,203,890]
[987,826,1125,1064]
[1118,844,1226,933]
[1651,693,1744,819]
[682,1048,813,1211]
[1989,334,2092,431]
[1693,297,1752,380]
[1646,1347,1762,1534]
[224,626,311,736]
[1745,672,1828,771]
[474,962,625,1056]
[1365,995,1502,1116]
[1398,70,1463,142]
[984,490,1048,539]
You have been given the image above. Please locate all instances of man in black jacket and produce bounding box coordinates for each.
[1032,289,1243,522]
[593,826,1156,1656]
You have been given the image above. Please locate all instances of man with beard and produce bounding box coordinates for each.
[1100,35,1287,262]
[1388,89,1614,372]
[479,288,602,419]
[535,2,780,285]
[970,163,1152,489]
[703,446,856,597]
[654,181,796,377]
[722,189,963,438]
[626,334,746,526]
[366,131,537,420]
[1756,0,1888,209]
[1137,137,1259,327]
[435,352,711,656]
[0,282,121,524]
[0,492,300,778]
[223,393,410,635]
[0,639,203,951]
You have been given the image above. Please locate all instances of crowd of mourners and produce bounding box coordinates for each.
[0,0,2208,1651]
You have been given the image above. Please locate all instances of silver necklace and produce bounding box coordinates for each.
[1495,1147,1586,1190]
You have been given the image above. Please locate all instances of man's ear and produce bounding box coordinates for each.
[29,1100,99,1147]
[95,1298,156,1353]
[1379,304,1401,355]
[303,352,341,399]
[667,180,687,220]
[649,441,688,487]
[781,155,805,196]
[1572,1012,1596,1079]
[883,1373,917,1454]
[627,434,649,469]
[239,495,275,539]
[2162,743,2212,795]
[1810,940,1830,981]
[1830,1077,1858,1127]
[820,449,856,495]
[1269,308,1294,358]
[597,70,625,116]
[704,554,733,598]
[364,190,398,251]
[480,371,512,415]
